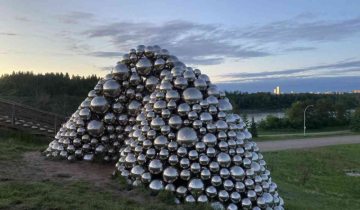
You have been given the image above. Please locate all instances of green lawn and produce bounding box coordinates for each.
[0,130,48,162]
[265,144,360,210]
[1,129,360,209]
[0,180,208,210]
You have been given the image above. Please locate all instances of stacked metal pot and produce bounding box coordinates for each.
[44,45,285,210]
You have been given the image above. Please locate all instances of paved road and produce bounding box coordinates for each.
[257,134,360,152]
[259,130,350,137]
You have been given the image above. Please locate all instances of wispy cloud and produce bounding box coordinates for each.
[342,68,360,73]
[218,58,360,82]
[294,11,320,20]
[0,32,19,36]
[100,66,113,71]
[68,43,92,52]
[79,15,360,65]
[14,17,32,22]
[57,11,94,24]
[81,20,271,65]
[235,16,360,43]
[87,51,124,58]
[283,47,317,52]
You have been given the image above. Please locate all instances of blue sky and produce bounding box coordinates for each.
[0,0,359,93]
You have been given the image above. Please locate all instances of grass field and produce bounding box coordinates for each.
[265,144,360,209]
[1,129,359,210]
[0,130,48,161]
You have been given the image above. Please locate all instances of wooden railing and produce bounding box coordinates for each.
[0,98,67,137]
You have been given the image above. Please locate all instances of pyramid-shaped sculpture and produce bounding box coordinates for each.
[45,45,285,210]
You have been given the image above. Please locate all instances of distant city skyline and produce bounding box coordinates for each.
[0,0,360,92]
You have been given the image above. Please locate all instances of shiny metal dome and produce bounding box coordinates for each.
[136,58,153,76]
[176,127,198,148]
[90,96,109,114]
[182,88,203,105]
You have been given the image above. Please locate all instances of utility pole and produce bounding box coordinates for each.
[304,105,314,137]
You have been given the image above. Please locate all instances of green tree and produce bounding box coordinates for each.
[242,112,249,127]
[314,99,333,127]
[350,108,360,132]
[229,99,240,114]
[334,102,347,123]
[285,100,317,129]
[250,116,258,138]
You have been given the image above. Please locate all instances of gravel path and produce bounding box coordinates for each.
[257,134,360,152]
[259,130,350,137]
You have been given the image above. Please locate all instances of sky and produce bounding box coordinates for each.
[0,0,360,93]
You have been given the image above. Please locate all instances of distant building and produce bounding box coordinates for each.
[354,90,360,93]
[325,91,333,94]
[291,91,295,94]
[273,86,280,95]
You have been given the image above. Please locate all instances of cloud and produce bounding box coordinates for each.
[15,17,32,22]
[0,32,51,41]
[283,47,317,52]
[337,57,356,63]
[181,57,224,66]
[81,20,271,65]
[68,43,92,52]
[100,66,113,71]
[0,33,19,36]
[342,68,360,73]
[79,15,360,65]
[294,11,320,20]
[87,51,124,58]
[58,11,94,24]
[220,58,360,80]
[235,16,360,44]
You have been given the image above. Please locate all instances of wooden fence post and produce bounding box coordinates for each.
[11,104,15,125]
[54,115,58,134]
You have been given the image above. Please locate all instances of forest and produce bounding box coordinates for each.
[1,72,360,118]
[226,91,360,111]
[0,72,99,116]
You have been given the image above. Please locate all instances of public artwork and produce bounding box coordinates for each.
[44,45,284,210]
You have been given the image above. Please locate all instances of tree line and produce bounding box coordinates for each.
[227,91,360,132]
[0,71,99,116]
[1,72,360,120]
[257,99,360,131]
[226,91,360,111]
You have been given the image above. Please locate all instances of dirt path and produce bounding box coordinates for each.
[257,134,360,152]
[0,152,153,205]
[259,130,350,137]
[0,152,115,187]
